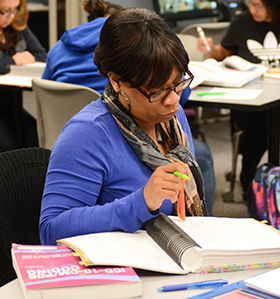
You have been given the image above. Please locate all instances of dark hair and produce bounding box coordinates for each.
[105,2,123,15]
[261,0,280,24]
[0,0,29,51]
[82,0,121,22]
[94,7,189,90]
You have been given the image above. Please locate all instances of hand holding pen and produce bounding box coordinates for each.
[197,27,212,53]
[143,163,188,213]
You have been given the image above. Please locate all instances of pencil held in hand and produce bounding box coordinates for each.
[197,26,211,52]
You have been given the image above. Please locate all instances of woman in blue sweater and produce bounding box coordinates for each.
[40,7,208,245]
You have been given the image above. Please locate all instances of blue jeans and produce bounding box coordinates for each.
[193,139,215,215]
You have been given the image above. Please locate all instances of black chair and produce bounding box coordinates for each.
[0,147,51,287]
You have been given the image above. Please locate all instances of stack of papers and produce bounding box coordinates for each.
[244,268,280,298]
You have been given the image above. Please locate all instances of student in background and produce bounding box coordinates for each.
[197,0,280,199]
[40,7,208,245]
[0,0,47,152]
[42,0,122,94]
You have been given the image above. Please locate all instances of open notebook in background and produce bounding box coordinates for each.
[189,56,268,88]
[0,62,46,88]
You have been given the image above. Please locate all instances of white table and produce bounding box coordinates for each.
[188,77,280,165]
[0,268,271,298]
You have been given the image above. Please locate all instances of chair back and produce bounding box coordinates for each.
[32,78,101,150]
[177,34,204,61]
[0,147,51,287]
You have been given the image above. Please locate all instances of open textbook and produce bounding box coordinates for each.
[0,62,46,88]
[189,55,268,88]
[57,214,280,275]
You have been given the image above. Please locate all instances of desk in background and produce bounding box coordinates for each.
[189,77,280,166]
[0,63,46,146]
[0,268,272,299]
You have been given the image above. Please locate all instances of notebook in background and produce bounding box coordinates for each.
[189,56,268,88]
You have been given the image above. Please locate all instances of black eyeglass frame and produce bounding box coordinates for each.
[0,7,21,17]
[128,69,194,103]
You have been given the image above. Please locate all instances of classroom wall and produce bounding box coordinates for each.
[111,0,215,32]
[114,0,154,10]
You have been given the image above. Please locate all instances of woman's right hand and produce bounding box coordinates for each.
[12,51,35,65]
[143,163,187,212]
[197,36,213,53]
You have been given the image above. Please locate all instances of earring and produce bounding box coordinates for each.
[118,88,131,113]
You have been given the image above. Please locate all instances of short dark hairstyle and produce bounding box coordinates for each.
[94,7,190,90]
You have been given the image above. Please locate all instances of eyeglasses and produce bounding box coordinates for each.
[129,70,194,103]
[244,0,266,11]
[0,7,20,17]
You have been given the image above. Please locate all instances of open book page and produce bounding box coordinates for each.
[57,230,190,274]
[0,62,46,87]
[222,55,261,71]
[58,216,280,275]
[188,61,216,89]
[202,68,262,88]
[170,217,280,271]
[146,213,202,270]
[190,57,267,88]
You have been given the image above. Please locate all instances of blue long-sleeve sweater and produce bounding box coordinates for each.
[39,98,194,245]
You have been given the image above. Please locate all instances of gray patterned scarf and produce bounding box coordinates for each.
[101,83,208,216]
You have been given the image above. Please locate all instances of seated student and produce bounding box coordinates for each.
[42,0,122,94]
[42,0,215,216]
[197,0,280,199]
[39,7,208,245]
[0,0,47,152]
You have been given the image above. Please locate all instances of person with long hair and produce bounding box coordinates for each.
[197,0,280,200]
[39,7,208,245]
[0,0,46,73]
[0,0,47,152]
[42,0,122,94]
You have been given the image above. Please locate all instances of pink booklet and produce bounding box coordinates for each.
[12,243,142,299]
